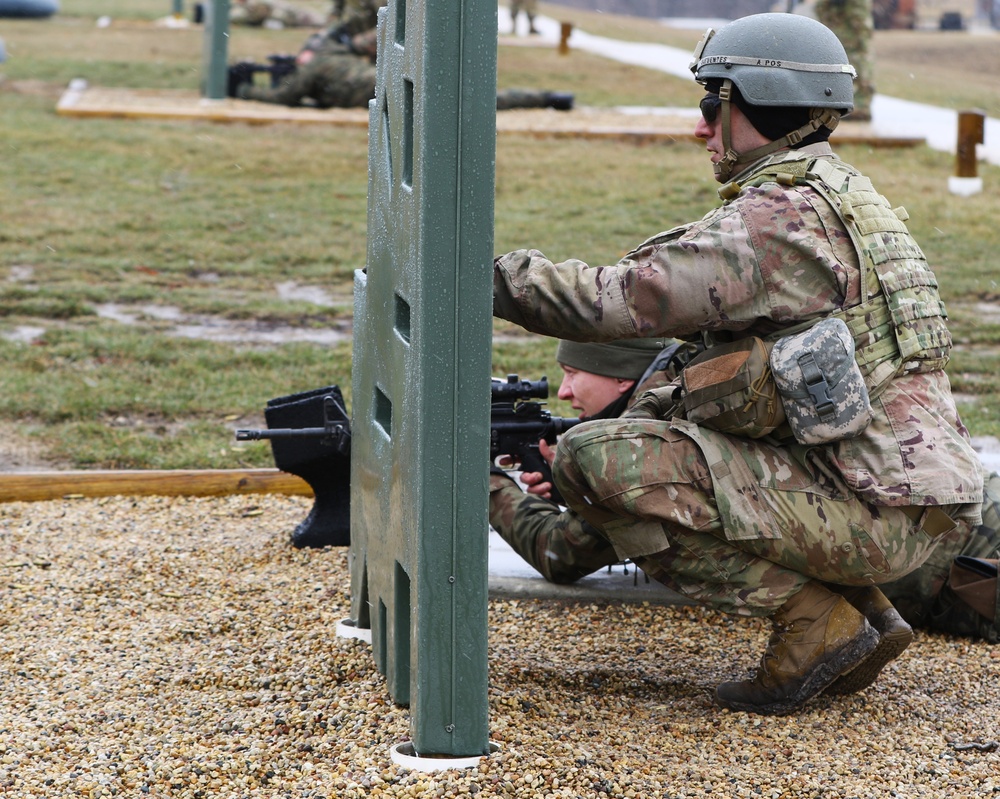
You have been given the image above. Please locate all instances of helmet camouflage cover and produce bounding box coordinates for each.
[689,13,857,182]
[691,13,856,112]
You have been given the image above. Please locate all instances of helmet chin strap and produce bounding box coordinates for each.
[714,79,843,183]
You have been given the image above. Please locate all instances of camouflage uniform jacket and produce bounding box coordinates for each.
[335,0,386,35]
[489,367,676,583]
[231,0,326,27]
[240,41,376,109]
[493,143,984,524]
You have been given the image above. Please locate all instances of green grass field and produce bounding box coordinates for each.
[2,0,999,469]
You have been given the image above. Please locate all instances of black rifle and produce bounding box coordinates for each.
[490,374,582,506]
[235,376,581,548]
[235,391,350,453]
[228,54,298,95]
[236,386,352,549]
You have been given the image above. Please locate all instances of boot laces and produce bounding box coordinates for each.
[750,619,794,684]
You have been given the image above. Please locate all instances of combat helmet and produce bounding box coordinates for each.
[689,13,857,182]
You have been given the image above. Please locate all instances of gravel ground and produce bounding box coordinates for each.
[1,494,998,798]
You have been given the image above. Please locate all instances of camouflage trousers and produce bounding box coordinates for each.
[488,473,617,584]
[244,70,560,111]
[240,53,376,109]
[881,471,1000,641]
[552,418,961,618]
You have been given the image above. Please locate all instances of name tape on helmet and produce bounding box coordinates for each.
[694,55,857,79]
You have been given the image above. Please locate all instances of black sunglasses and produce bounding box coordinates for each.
[700,94,722,124]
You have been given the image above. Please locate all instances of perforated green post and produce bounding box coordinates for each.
[201,0,230,99]
[349,0,496,758]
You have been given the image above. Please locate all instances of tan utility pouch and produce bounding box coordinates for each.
[949,556,999,623]
[680,336,785,438]
[770,317,874,445]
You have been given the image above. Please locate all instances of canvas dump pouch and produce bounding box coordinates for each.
[949,556,999,622]
[769,317,874,445]
[930,556,1000,642]
[680,336,784,438]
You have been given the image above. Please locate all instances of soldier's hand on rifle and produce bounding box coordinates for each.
[520,439,557,499]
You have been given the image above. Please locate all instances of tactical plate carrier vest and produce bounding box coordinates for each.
[724,152,952,400]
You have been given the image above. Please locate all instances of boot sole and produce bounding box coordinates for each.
[715,625,880,716]
[823,623,913,696]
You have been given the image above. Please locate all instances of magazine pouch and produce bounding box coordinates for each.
[770,317,873,445]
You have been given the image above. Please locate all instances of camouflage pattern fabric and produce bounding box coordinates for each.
[814,0,874,119]
[489,474,618,583]
[488,367,677,585]
[350,28,378,60]
[493,141,984,619]
[769,317,872,445]
[230,0,326,27]
[882,471,1000,641]
[552,415,969,617]
[507,0,539,35]
[336,0,385,36]
[509,0,538,19]
[239,42,376,109]
[494,142,984,517]
[241,43,566,111]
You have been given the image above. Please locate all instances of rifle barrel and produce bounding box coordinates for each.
[235,427,338,441]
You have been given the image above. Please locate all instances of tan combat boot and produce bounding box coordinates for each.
[715,581,880,716]
[823,585,913,696]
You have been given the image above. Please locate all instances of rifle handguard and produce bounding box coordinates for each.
[623,384,682,421]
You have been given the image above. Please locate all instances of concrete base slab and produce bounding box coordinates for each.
[488,530,690,605]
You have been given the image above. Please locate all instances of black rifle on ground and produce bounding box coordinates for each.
[235,391,350,451]
[490,374,583,506]
[236,386,352,549]
[227,54,298,96]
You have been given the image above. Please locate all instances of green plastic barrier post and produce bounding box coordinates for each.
[201,0,230,99]
[350,0,497,759]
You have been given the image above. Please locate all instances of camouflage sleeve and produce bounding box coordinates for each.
[489,473,618,584]
[241,70,313,106]
[307,55,377,108]
[337,0,385,34]
[492,203,770,342]
[493,180,865,342]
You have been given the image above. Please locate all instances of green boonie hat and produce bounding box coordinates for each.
[556,339,669,380]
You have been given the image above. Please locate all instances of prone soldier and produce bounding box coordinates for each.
[490,338,698,583]
[228,25,573,111]
[228,0,328,28]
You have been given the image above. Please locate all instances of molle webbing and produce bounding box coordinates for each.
[745,155,951,395]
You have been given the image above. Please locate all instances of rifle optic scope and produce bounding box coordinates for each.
[490,374,549,402]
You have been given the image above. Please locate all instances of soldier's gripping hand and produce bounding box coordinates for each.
[520,439,557,499]
[623,384,681,421]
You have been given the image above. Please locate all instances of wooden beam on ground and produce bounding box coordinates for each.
[54,86,926,149]
[0,469,312,503]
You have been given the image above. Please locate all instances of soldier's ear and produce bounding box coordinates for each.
[617,379,636,395]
